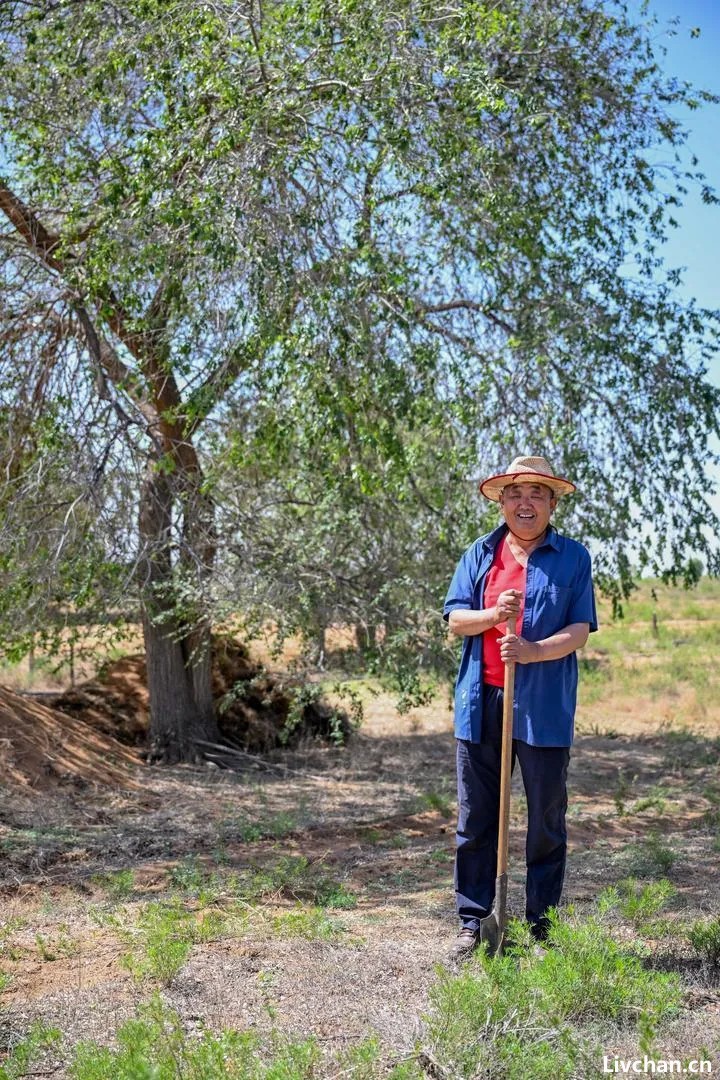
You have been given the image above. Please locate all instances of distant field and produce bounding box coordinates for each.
[2,578,719,737]
[577,576,720,736]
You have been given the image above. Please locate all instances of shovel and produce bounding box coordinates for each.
[478,614,517,956]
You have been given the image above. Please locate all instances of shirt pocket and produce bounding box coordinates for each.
[531,584,573,637]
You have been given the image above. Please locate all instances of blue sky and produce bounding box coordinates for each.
[635,0,720,522]
[644,0,720,358]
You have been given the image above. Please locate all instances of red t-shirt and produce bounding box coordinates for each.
[482,537,526,688]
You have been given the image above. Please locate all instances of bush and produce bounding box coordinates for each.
[336,1036,424,1079]
[599,878,675,927]
[69,996,320,1079]
[0,1023,60,1080]
[688,918,720,965]
[271,905,345,941]
[103,899,241,986]
[619,832,676,877]
[422,912,681,1079]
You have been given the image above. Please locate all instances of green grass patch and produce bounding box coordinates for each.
[576,578,720,713]
[270,905,345,941]
[0,1022,61,1079]
[419,789,454,817]
[68,995,320,1079]
[92,869,136,902]
[98,899,245,986]
[616,832,676,877]
[423,910,681,1079]
[599,878,675,928]
[688,917,720,965]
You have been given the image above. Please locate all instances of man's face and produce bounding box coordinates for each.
[499,482,557,539]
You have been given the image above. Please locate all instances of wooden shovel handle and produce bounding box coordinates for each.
[496,615,517,877]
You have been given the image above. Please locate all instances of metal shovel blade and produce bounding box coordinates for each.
[479,872,507,956]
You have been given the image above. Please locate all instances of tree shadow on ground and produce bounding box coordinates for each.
[2,726,720,918]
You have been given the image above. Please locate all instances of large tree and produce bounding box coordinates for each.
[1,0,718,760]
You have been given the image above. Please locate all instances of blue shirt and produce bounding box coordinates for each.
[443,523,598,747]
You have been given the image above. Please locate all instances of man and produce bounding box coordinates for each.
[443,455,597,957]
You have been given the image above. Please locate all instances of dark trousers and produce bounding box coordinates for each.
[455,683,569,937]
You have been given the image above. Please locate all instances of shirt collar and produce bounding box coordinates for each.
[481,522,560,552]
[481,522,509,551]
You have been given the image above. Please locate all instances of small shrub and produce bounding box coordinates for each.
[613,768,634,817]
[420,790,453,817]
[619,832,676,877]
[702,807,720,830]
[227,810,298,843]
[92,869,135,901]
[636,915,688,941]
[688,918,720,965]
[335,1035,384,1077]
[194,908,244,944]
[633,793,667,814]
[315,882,358,910]
[68,995,320,1079]
[422,910,681,1079]
[240,855,315,901]
[0,1022,61,1080]
[271,905,344,941]
[359,827,383,845]
[661,730,720,770]
[535,915,680,1024]
[599,879,675,927]
[428,847,453,865]
[0,917,26,962]
[238,855,353,909]
[34,925,79,962]
[336,1036,424,1079]
[168,857,213,897]
[106,901,199,985]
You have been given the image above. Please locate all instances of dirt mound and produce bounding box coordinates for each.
[52,637,350,753]
[0,686,141,793]
[49,655,150,745]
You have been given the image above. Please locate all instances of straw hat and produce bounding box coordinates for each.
[479,455,576,502]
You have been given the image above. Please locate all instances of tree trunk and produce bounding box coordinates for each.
[355,623,377,656]
[182,476,220,742]
[138,462,220,763]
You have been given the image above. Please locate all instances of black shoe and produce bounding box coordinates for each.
[529,918,550,943]
[449,927,480,960]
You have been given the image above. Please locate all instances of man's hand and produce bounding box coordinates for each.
[500,632,539,665]
[494,589,522,624]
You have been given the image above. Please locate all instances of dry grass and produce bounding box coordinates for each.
[2,579,720,1074]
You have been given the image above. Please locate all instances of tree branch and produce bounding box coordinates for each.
[0,179,64,272]
[414,297,515,335]
[0,180,197,467]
